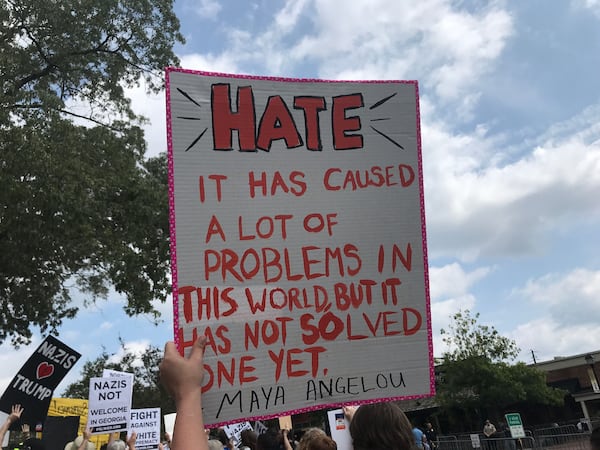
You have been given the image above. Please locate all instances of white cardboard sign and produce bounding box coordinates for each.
[130,408,161,449]
[86,376,133,434]
[166,69,433,426]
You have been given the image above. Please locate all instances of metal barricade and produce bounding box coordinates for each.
[535,425,578,438]
[437,435,459,450]
[433,436,536,450]
[532,432,591,449]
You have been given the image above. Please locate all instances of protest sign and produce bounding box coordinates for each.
[48,398,108,449]
[166,69,433,425]
[0,335,81,427]
[223,421,253,447]
[327,408,352,450]
[253,420,267,435]
[102,369,135,384]
[86,376,133,434]
[130,408,161,449]
[163,413,176,438]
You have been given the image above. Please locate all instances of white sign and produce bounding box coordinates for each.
[505,413,526,439]
[166,69,432,425]
[163,412,176,438]
[470,434,481,448]
[130,408,161,450]
[224,421,253,447]
[253,420,267,435]
[87,376,133,434]
[327,408,353,450]
[102,369,135,384]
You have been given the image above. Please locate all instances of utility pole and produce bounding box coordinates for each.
[531,350,537,365]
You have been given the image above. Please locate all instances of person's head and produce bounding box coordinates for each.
[349,402,414,450]
[256,429,282,450]
[303,435,337,450]
[214,428,230,447]
[64,436,95,450]
[425,422,432,430]
[208,440,225,450]
[298,428,326,450]
[106,440,126,450]
[485,420,491,425]
[591,427,600,450]
[241,429,258,449]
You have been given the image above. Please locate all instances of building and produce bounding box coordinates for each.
[534,350,600,422]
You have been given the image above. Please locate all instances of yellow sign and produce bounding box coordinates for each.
[48,398,109,447]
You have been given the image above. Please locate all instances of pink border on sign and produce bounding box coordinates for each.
[164,67,434,423]
[165,68,181,354]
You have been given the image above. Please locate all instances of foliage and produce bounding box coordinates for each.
[440,309,519,362]
[436,310,564,427]
[63,341,175,413]
[0,0,183,345]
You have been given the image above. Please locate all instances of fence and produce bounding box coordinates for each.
[435,431,593,450]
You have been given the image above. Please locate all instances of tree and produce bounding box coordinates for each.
[63,342,175,413]
[436,310,564,430]
[440,309,520,362]
[0,0,184,345]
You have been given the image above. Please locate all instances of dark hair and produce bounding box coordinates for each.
[214,428,230,447]
[349,402,415,450]
[591,427,600,450]
[241,429,258,450]
[256,429,282,450]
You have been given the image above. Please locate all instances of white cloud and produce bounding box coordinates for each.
[511,318,599,363]
[287,1,511,110]
[107,339,153,367]
[190,0,222,19]
[516,268,600,326]
[423,109,600,260]
[429,263,491,300]
[0,337,40,395]
[275,0,310,33]
[571,0,600,18]
[197,0,512,120]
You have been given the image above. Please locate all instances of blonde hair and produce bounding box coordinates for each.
[298,428,327,450]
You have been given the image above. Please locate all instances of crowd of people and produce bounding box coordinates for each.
[0,405,140,450]
[2,336,598,450]
[160,336,438,450]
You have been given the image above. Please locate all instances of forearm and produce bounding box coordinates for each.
[171,393,208,450]
[283,434,293,450]
[0,418,14,445]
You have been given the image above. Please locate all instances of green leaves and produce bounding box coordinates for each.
[436,310,565,425]
[0,0,182,345]
[63,342,175,412]
[440,309,520,363]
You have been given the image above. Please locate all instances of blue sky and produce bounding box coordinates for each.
[2,0,600,396]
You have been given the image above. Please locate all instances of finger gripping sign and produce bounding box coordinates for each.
[166,69,434,426]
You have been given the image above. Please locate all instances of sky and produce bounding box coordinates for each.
[2,0,600,397]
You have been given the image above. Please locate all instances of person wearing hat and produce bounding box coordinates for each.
[64,428,95,450]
